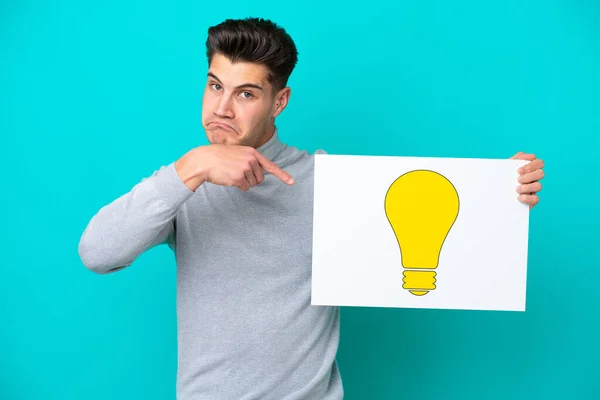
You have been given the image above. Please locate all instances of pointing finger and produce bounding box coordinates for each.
[254,151,294,185]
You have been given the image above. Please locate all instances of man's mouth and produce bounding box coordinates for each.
[209,121,234,131]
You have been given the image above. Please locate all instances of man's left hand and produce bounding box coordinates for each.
[511,152,544,209]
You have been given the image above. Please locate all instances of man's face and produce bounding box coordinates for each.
[201,53,289,148]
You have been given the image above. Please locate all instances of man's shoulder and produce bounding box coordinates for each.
[276,144,327,165]
[281,145,328,159]
[270,145,325,184]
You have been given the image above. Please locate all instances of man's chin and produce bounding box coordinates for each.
[205,130,241,146]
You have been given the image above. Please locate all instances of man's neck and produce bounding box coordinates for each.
[254,124,276,148]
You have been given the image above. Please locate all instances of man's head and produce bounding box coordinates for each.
[201,18,298,147]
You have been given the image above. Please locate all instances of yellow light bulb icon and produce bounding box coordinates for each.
[384,170,460,296]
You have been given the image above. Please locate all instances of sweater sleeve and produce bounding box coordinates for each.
[78,162,194,274]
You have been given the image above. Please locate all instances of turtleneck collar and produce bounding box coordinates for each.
[256,126,286,161]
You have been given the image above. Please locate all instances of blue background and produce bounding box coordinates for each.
[1,1,598,399]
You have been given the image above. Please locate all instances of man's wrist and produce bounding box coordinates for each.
[175,148,207,191]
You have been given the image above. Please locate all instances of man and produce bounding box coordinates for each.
[78,17,545,399]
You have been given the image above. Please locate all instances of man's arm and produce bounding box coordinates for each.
[78,144,294,274]
[78,162,194,274]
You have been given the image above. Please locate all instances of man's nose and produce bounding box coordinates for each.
[213,95,234,118]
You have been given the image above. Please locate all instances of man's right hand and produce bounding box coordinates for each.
[174,144,295,192]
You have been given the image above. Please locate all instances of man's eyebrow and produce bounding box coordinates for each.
[207,72,264,91]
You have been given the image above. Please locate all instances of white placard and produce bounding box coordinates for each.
[311,154,530,312]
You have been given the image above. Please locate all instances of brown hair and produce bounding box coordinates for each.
[206,17,299,93]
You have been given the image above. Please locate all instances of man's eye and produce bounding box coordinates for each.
[241,91,253,99]
[211,83,222,90]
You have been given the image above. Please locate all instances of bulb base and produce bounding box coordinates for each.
[403,270,437,296]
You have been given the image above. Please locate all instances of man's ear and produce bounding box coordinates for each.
[273,87,291,117]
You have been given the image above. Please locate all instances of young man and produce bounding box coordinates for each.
[78,17,545,399]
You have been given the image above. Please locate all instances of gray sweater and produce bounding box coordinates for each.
[78,130,343,399]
